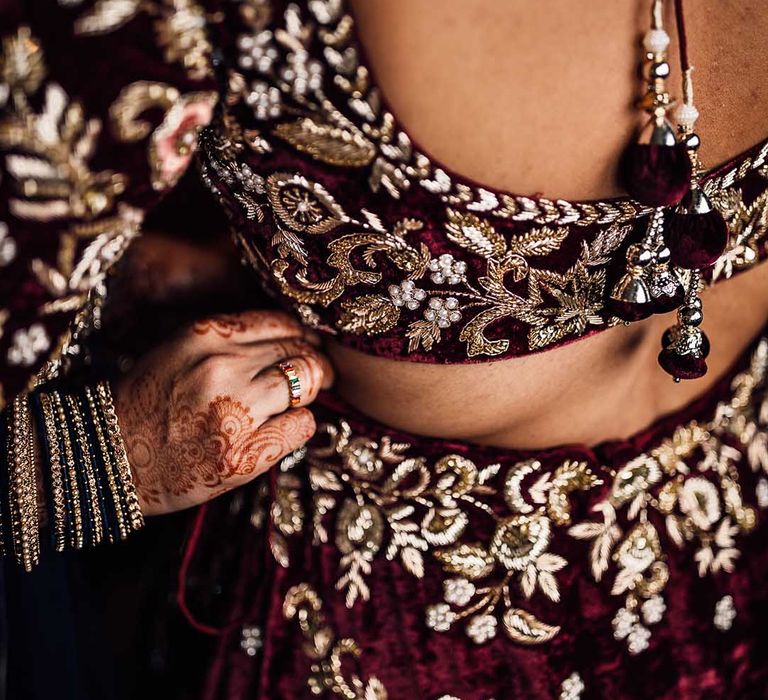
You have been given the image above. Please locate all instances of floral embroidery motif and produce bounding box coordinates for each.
[711,188,768,282]
[569,339,768,652]
[271,339,768,652]
[223,0,768,231]
[0,38,128,222]
[283,583,388,699]
[0,26,143,381]
[201,128,646,354]
[713,594,736,631]
[300,422,595,645]
[559,672,585,700]
[197,2,768,359]
[239,625,263,657]
[110,81,217,191]
[226,0,659,225]
[7,324,50,367]
[445,212,625,354]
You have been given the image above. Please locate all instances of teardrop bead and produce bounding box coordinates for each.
[657,325,710,380]
[666,189,729,269]
[621,120,692,207]
[658,349,708,380]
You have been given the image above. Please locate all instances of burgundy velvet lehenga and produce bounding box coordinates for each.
[2,1,768,698]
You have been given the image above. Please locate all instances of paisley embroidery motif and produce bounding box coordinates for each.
[222,0,768,228]
[202,115,768,360]
[283,583,389,699]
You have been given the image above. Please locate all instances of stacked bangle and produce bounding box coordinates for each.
[3,381,144,571]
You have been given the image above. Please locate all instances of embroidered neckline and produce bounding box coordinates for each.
[197,0,768,361]
[323,0,768,220]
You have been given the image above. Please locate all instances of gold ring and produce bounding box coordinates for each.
[278,361,302,407]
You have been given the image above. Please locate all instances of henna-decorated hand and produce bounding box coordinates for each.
[114,310,333,516]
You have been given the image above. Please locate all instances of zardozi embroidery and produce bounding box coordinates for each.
[197,0,768,359]
[271,338,768,651]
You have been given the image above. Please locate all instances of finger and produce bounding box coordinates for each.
[225,408,316,486]
[248,338,324,370]
[191,310,305,345]
[250,353,334,417]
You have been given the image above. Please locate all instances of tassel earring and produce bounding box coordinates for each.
[657,0,729,381]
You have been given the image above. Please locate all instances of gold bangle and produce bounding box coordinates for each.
[50,391,84,549]
[39,392,67,552]
[85,386,128,541]
[65,394,104,546]
[8,394,40,572]
[96,382,144,533]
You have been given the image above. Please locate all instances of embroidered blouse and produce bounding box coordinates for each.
[1,0,768,408]
[197,0,768,364]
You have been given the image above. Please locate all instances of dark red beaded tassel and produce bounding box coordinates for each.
[657,273,710,381]
[620,1,690,208]
[622,123,691,208]
[666,186,729,269]
[655,0,728,381]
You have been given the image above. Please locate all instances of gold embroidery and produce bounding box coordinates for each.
[273,118,376,168]
[283,583,388,699]
[270,339,768,650]
[711,188,768,282]
[0,27,142,382]
[261,170,433,317]
[303,421,589,644]
[110,81,217,191]
[203,128,768,356]
[1,27,45,100]
[267,172,346,235]
[225,1,768,227]
[0,83,127,222]
[338,295,400,335]
[569,338,768,654]
[73,0,212,79]
[199,3,768,357]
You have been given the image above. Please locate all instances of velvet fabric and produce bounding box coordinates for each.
[667,209,730,270]
[195,0,768,366]
[3,4,768,699]
[620,143,693,208]
[173,332,768,700]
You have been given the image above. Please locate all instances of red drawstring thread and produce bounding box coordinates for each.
[673,0,690,73]
[176,503,228,636]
